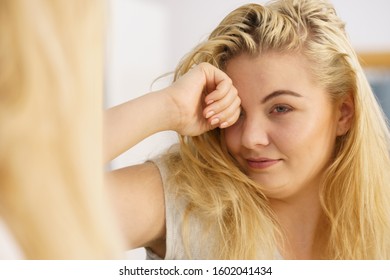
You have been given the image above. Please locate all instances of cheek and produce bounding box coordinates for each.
[223,126,241,155]
[270,125,303,157]
[281,115,337,160]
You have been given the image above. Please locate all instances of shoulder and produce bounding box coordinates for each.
[149,152,215,259]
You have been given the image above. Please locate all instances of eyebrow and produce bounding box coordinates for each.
[261,90,303,104]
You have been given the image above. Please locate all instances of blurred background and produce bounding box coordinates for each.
[105,0,390,259]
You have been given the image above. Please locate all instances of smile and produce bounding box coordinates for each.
[246,158,281,170]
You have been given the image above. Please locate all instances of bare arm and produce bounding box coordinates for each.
[104,90,176,163]
[106,163,165,252]
[104,63,241,253]
[104,62,241,162]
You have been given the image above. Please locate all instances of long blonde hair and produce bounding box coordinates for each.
[0,0,124,258]
[165,0,390,259]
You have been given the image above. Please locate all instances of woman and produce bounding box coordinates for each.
[106,0,390,259]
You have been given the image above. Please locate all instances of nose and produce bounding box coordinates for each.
[241,117,270,149]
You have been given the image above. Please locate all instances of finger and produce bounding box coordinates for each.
[208,96,241,128]
[198,62,233,99]
[220,106,241,129]
[203,86,239,119]
[204,78,234,105]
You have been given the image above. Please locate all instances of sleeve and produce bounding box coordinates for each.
[147,156,189,259]
[148,155,214,260]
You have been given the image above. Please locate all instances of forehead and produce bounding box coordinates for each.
[224,51,322,100]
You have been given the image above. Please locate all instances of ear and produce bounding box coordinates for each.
[336,93,354,136]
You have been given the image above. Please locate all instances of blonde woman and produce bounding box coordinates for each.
[0,0,123,258]
[106,0,390,259]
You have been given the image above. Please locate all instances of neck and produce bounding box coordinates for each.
[270,189,328,259]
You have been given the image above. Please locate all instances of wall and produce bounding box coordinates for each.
[105,0,390,259]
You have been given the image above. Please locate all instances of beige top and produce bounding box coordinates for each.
[145,156,283,260]
[146,156,214,260]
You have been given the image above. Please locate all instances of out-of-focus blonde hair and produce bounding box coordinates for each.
[0,0,123,258]
[165,0,390,259]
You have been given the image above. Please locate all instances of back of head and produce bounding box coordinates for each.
[0,0,123,258]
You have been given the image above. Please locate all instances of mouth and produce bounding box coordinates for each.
[246,158,281,170]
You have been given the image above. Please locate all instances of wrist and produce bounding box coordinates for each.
[153,88,183,133]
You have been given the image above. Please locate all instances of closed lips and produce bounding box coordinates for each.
[247,158,281,169]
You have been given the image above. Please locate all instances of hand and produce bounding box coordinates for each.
[163,62,241,136]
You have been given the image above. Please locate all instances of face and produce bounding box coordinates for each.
[224,52,341,200]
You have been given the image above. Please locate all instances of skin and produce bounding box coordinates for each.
[224,51,340,200]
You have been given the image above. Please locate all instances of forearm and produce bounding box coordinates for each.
[104,90,177,162]
[104,63,241,163]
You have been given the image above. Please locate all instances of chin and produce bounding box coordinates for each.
[250,176,290,196]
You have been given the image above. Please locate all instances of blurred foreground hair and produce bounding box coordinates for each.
[0,0,124,258]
